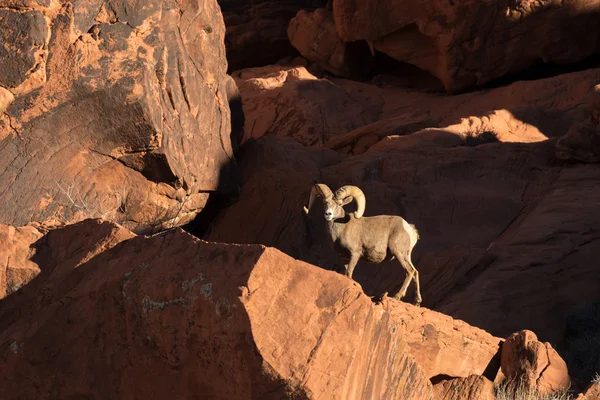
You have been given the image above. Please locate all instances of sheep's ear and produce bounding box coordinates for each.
[340,196,353,206]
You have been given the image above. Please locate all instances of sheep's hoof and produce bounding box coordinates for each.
[414,300,422,307]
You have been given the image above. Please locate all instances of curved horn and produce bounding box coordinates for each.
[303,184,333,214]
[334,185,366,218]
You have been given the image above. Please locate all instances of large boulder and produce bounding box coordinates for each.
[332,0,600,92]
[0,219,434,400]
[0,0,238,234]
[499,330,571,395]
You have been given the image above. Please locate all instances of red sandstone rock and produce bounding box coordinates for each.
[385,299,501,380]
[433,375,495,400]
[232,66,382,145]
[332,0,600,92]
[0,219,434,400]
[0,0,238,233]
[288,9,371,80]
[500,330,571,395]
[0,224,42,299]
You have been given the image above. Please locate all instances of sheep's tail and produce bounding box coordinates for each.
[409,224,420,240]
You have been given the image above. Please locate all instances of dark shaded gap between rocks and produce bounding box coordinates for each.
[184,74,245,239]
[476,52,600,93]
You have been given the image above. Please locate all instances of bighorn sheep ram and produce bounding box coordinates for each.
[303,184,422,306]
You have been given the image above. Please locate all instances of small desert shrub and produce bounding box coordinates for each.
[561,300,600,384]
[463,129,500,147]
[495,379,573,400]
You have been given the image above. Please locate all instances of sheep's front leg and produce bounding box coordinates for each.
[345,253,360,279]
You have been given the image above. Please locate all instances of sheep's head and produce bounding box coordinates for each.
[303,184,366,220]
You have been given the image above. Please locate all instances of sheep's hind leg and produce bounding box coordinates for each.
[408,256,422,307]
[393,255,415,303]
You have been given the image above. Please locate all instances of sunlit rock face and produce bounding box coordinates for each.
[0,0,239,233]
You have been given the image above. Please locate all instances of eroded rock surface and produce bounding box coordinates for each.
[0,0,238,233]
[0,219,435,400]
[0,8,48,94]
[433,375,495,400]
[232,66,382,145]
